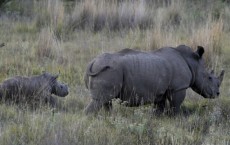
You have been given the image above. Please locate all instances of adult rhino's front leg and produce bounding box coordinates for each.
[168,90,186,115]
[154,94,167,115]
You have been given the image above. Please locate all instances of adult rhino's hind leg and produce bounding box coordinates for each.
[84,99,104,115]
[85,86,120,115]
[103,101,112,112]
[85,68,122,115]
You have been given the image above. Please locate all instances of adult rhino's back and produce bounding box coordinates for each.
[85,47,192,100]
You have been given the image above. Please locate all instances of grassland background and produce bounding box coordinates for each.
[0,0,229,144]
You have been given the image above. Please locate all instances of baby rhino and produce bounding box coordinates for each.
[0,72,68,107]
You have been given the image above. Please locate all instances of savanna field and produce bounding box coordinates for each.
[0,0,230,144]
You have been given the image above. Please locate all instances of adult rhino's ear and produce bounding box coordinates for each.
[218,70,225,84]
[195,46,205,58]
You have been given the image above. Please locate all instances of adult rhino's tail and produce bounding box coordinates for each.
[84,59,111,89]
[86,60,110,76]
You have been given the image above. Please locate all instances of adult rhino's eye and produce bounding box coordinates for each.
[208,76,212,81]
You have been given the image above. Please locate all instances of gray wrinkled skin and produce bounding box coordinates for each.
[0,72,68,107]
[84,45,224,115]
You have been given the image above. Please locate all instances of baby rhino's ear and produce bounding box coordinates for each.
[42,71,50,77]
[43,72,58,80]
[219,70,225,84]
[53,74,59,80]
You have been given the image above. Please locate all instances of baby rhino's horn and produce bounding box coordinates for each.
[219,70,225,83]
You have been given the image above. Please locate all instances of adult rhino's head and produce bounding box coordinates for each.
[188,46,225,98]
[43,73,69,97]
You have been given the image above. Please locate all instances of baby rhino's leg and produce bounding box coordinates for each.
[45,96,57,108]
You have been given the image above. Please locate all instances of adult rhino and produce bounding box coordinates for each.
[84,45,224,115]
[0,72,69,107]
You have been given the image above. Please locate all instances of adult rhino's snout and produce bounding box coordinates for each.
[212,90,220,98]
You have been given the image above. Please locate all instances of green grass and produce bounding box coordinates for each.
[0,0,229,144]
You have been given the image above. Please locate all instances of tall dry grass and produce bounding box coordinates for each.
[67,0,153,32]
[34,0,65,38]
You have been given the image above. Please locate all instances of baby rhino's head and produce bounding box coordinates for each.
[44,73,69,97]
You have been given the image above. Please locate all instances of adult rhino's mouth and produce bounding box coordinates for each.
[202,92,212,98]
[206,93,216,99]
[194,87,212,99]
[203,89,217,99]
[192,87,217,99]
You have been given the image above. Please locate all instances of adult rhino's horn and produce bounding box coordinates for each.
[196,46,205,58]
[219,70,225,83]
